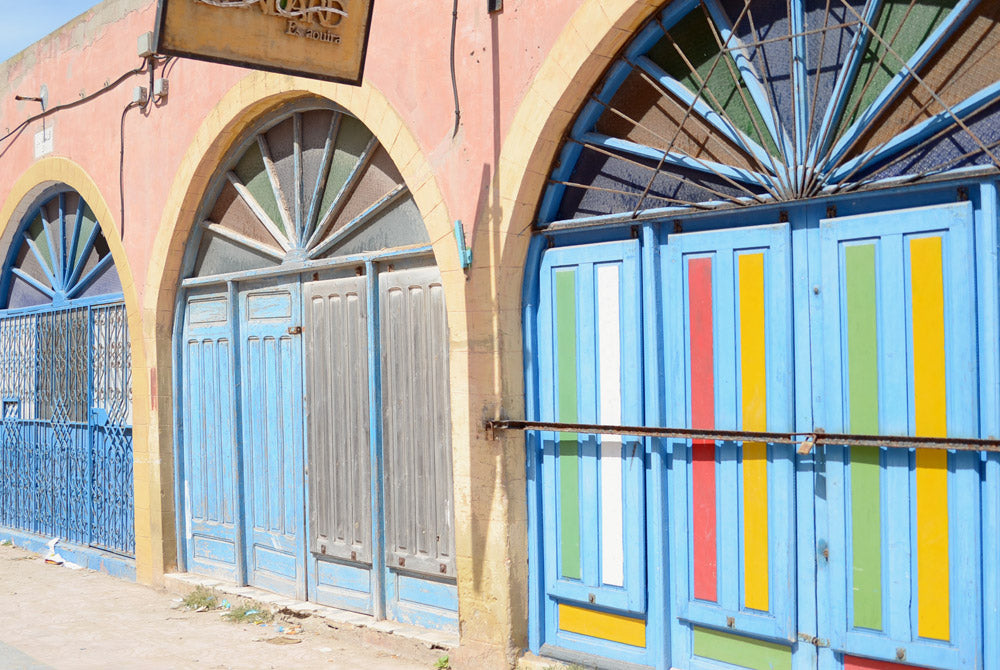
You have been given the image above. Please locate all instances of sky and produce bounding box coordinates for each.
[0,1,103,63]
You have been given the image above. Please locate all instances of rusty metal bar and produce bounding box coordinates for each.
[485,419,1000,453]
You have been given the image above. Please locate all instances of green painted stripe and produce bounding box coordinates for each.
[693,626,791,670]
[837,0,956,135]
[27,214,53,272]
[645,10,780,156]
[845,243,882,631]
[234,141,286,236]
[74,205,98,271]
[556,269,580,580]
[320,115,373,218]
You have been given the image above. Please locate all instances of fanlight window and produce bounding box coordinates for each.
[542,0,1000,223]
[190,107,428,278]
[1,191,120,309]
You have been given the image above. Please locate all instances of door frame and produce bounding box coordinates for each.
[525,177,1000,670]
[172,245,459,628]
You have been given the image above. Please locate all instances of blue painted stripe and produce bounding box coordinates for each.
[823,0,980,169]
[308,184,409,259]
[180,244,434,289]
[809,0,884,161]
[66,197,85,288]
[365,259,387,619]
[23,237,58,291]
[66,253,115,299]
[977,181,1000,670]
[9,268,55,298]
[828,80,1000,183]
[581,132,772,189]
[633,55,782,180]
[65,219,103,293]
[0,293,124,317]
[703,0,792,161]
[788,0,809,168]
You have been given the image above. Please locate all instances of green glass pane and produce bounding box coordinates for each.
[73,203,99,274]
[317,115,374,220]
[647,9,780,156]
[836,0,957,136]
[234,141,286,236]
[26,213,53,274]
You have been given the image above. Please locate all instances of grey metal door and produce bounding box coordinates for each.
[380,263,457,626]
[304,272,375,613]
[302,263,457,626]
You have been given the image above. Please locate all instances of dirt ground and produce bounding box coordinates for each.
[0,544,450,670]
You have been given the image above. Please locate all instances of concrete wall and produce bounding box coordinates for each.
[0,0,664,665]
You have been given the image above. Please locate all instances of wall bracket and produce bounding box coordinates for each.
[454,219,472,269]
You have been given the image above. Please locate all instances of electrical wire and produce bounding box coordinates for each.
[119,100,143,240]
[0,59,148,146]
[1,56,161,239]
[449,0,461,137]
[119,56,160,239]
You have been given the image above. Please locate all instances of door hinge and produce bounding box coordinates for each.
[797,632,830,647]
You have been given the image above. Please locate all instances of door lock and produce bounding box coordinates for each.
[287,326,302,335]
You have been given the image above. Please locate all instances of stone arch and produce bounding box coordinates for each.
[0,156,153,578]
[143,72,460,588]
[446,1,665,663]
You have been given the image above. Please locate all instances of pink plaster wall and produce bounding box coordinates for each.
[0,0,586,307]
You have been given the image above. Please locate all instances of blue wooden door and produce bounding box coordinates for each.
[663,223,797,665]
[239,279,306,599]
[815,202,981,670]
[534,239,648,665]
[181,287,240,581]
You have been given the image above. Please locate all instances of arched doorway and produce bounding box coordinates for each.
[525,1,1000,668]
[175,101,457,630]
[0,187,134,559]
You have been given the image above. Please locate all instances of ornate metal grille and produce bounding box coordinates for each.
[0,302,134,556]
[541,0,1000,223]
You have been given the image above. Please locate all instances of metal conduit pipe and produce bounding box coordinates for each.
[484,419,1000,454]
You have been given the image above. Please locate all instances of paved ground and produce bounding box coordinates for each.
[0,544,450,670]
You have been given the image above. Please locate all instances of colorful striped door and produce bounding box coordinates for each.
[663,223,797,655]
[536,239,648,663]
[816,202,981,670]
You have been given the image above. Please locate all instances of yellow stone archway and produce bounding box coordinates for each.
[0,156,153,580]
[143,72,463,591]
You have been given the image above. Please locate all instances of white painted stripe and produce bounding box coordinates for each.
[597,263,624,587]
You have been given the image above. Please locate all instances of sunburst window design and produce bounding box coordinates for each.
[189,107,428,278]
[1,191,121,309]
[541,0,1000,223]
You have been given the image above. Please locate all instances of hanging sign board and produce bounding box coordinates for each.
[154,0,374,85]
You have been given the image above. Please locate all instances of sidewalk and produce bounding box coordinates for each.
[0,544,450,670]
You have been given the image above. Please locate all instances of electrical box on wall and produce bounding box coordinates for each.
[137,31,155,58]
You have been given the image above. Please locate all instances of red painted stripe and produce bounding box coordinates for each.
[689,257,717,602]
[844,655,931,670]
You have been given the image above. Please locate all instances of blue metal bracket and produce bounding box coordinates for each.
[454,220,472,269]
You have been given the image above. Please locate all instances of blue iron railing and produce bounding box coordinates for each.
[0,302,134,556]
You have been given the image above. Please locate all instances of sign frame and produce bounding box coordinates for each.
[153,0,375,85]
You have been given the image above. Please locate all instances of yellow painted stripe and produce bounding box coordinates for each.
[739,252,769,612]
[910,236,950,641]
[558,603,646,647]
